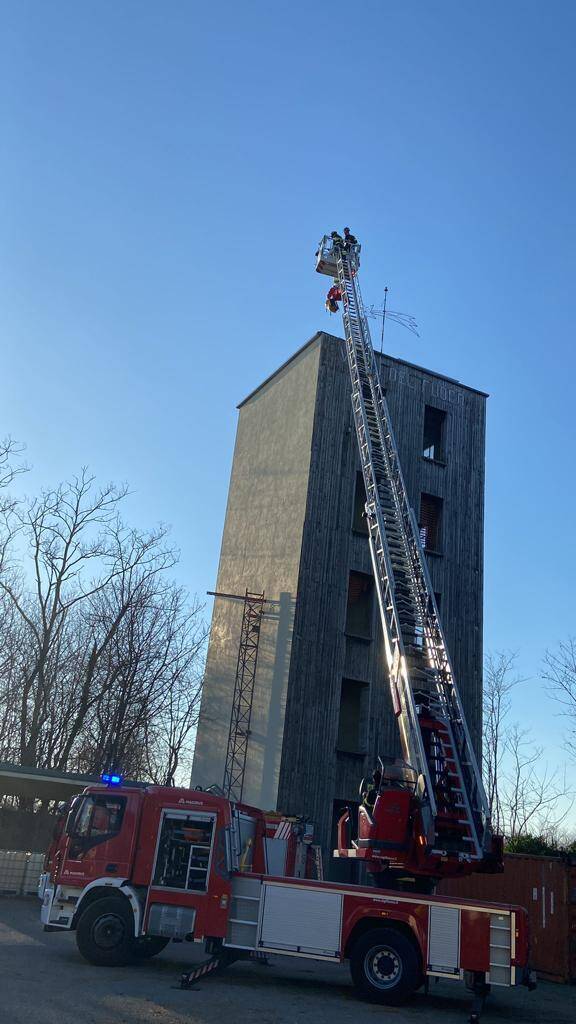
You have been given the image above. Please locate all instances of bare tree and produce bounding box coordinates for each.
[543,638,576,761]
[0,598,27,762]
[482,650,573,840]
[76,582,207,782]
[0,471,138,766]
[140,591,207,786]
[0,469,206,784]
[500,723,573,838]
[482,651,522,832]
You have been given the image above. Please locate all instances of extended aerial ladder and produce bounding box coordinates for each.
[316,235,502,886]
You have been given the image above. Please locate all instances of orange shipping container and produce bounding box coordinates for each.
[438,853,576,983]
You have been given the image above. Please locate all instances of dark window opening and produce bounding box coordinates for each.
[419,493,443,553]
[345,571,374,639]
[153,813,214,892]
[337,677,369,753]
[352,472,369,535]
[423,406,446,462]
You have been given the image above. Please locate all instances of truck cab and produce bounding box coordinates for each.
[40,782,315,965]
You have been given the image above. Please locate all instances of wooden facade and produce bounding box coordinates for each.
[192,332,487,873]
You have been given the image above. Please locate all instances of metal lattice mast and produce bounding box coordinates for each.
[222,590,265,802]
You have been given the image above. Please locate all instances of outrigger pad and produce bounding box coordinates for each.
[180,949,243,988]
[180,955,223,989]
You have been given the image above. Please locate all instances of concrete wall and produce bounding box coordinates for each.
[192,338,322,808]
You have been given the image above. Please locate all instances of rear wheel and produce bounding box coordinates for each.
[349,926,421,1005]
[76,896,136,966]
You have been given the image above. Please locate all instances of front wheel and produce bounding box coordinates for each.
[349,926,421,1005]
[76,896,136,966]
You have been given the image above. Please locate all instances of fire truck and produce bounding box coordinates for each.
[39,236,535,1017]
[40,780,533,1014]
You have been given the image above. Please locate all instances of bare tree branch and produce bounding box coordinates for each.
[0,437,27,496]
[482,651,524,833]
[482,650,573,840]
[543,638,576,761]
[500,724,574,838]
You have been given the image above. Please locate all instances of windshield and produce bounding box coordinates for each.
[67,794,126,856]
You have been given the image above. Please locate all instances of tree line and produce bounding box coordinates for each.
[483,648,576,850]
[0,439,207,788]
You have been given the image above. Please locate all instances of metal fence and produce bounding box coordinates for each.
[0,851,44,896]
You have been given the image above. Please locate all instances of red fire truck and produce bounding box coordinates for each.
[40,780,534,1014]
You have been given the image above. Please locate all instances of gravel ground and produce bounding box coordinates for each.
[1,897,574,1024]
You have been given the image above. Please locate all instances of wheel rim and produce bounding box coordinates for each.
[92,912,126,950]
[364,944,403,989]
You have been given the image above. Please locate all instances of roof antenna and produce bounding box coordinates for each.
[365,290,420,352]
[380,287,388,356]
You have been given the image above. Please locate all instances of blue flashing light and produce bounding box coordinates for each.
[101,772,123,786]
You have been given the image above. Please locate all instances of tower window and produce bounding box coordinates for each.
[419,493,443,553]
[423,406,446,462]
[337,677,369,753]
[352,472,369,535]
[345,571,374,639]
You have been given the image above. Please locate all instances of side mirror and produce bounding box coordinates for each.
[65,798,82,836]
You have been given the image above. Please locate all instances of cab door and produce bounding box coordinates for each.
[59,792,134,885]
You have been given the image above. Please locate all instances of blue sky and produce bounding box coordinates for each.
[2,2,575,791]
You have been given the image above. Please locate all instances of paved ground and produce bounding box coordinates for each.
[1,898,574,1024]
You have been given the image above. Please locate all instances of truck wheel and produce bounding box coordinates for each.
[349,927,421,1005]
[76,896,136,966]
[133,936,170,959]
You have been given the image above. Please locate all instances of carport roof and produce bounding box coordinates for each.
[0,762,103,802]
